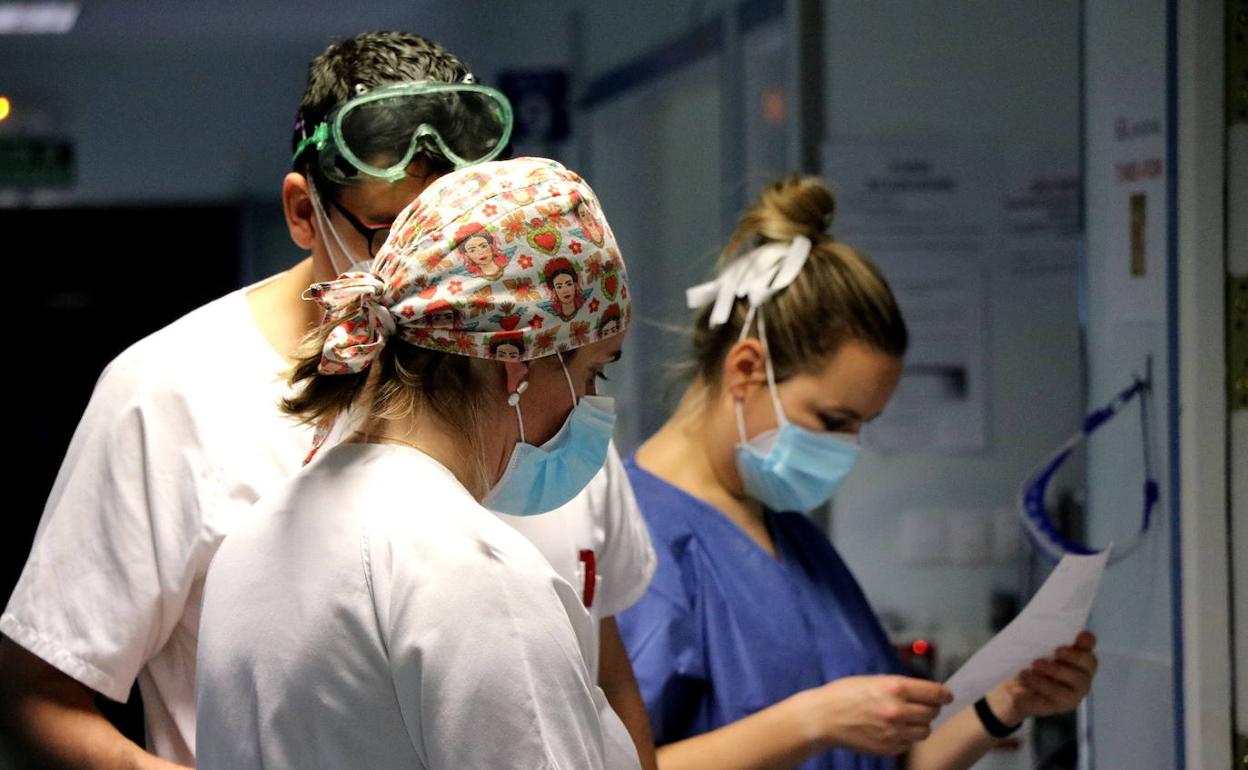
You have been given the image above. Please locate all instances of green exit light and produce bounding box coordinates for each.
[0,136,75,187]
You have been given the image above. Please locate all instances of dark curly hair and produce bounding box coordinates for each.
[291,31,473,183]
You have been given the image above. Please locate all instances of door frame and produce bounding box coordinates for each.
[1175,0,1234,767]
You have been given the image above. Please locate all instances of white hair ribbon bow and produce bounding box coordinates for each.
[685,236,812,328]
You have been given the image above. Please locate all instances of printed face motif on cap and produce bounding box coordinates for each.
[324,157,633,366]
[540,257,587,321]
[572,194,605,248]
[596,303,623,340]
[419,299,465,330]
[454,223,511,280]
[487,331,528,361]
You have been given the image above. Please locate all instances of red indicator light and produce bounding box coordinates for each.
[911,639,930,656]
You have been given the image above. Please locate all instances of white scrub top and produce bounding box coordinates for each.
[2,280,309,765]
[196,442,639,770]
[497,442,656,676]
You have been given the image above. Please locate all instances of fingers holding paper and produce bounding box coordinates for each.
[806,674,954,756]
[988,630,1098,724]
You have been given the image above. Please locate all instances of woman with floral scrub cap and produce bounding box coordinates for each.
[616,177,1098,770]
[196,158,642,770]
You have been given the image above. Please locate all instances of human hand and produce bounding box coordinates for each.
[986,630,1098,726]
[799,674,953,756]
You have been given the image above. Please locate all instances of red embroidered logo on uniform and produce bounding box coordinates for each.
[578,549,597,608]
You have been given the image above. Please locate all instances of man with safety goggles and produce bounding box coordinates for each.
[291,77,514,269]
[0,31,657,770]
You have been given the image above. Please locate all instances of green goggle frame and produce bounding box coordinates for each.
[293,81,514,184]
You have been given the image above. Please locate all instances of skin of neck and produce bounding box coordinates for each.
[355,365,524,501]
[360,410,488,498]
[637,377,768,532]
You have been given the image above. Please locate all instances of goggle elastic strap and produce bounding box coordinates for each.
[292,122,329,166]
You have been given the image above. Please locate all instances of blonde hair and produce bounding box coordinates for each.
[690,176,908,387]
[283,319,496,489]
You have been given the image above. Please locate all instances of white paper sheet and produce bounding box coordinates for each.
[932,550,1109,728]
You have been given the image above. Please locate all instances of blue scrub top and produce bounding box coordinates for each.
[618,457,905,770]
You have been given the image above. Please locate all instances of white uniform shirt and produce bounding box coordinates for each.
[497,444,656,676]
[196,443,639,770]
[1,282,309,764]
[3,275,655,764]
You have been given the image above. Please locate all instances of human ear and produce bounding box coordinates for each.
[503,361,531,401]
[283,172,317,250]
[722,338,768,402]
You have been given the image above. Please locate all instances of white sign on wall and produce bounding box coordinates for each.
[1101,70,1168,324]
[821,141,995,452]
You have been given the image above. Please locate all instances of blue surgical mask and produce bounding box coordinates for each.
[736,413,860,513]
[485,354,616,516]
[733,307,861,512]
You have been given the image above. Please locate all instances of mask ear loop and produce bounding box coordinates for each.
[556,351,578,408]
[733,304,758,447]
[733,302,788,447]
[755,306,787,427]
[507,380,530,444]
[506,353,576,449]
[308,180,364,276]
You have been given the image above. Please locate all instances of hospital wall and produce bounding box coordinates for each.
[1081,0,1177,766]
[819,0,1084,650]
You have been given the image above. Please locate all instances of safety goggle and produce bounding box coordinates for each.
[292,81,514,184]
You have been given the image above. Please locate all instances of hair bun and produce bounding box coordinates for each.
[725,176,836,258]
[766,176,836,238]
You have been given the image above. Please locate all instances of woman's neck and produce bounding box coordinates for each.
[356,414,487,499]
[635,384,776,557]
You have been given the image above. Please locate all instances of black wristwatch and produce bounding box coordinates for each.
[974,696,1022,738]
